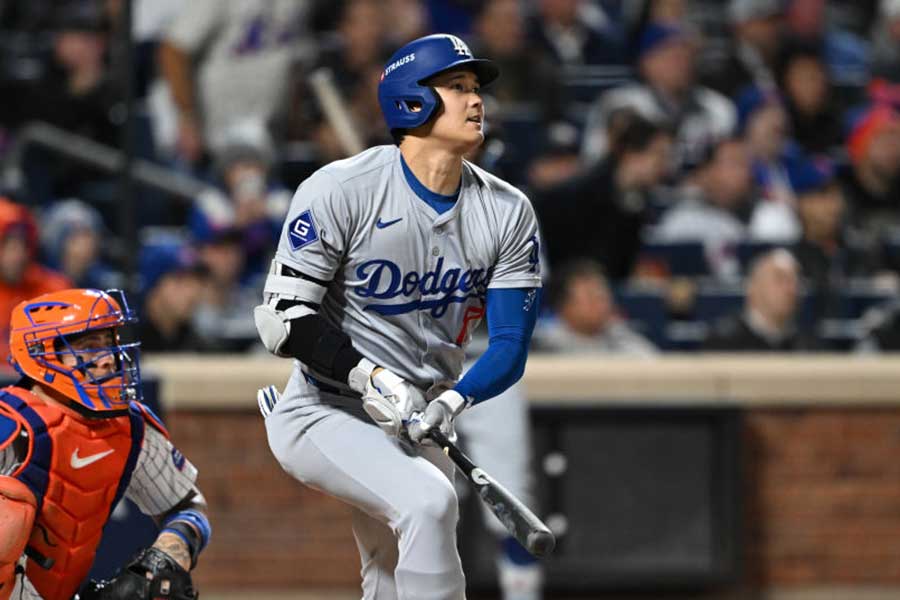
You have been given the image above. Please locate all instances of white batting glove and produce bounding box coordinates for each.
[257,385,280,418]
[408,390,469,445]
[349,359,427,438]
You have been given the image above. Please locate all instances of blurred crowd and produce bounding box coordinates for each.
[0,0,899,364]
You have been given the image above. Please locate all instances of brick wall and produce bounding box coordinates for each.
[167,412,358,589]
[743,410,900,586]
[168,408,900,591]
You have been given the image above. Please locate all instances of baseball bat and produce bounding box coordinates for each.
[428,429,556,557]
[308,67,365,157]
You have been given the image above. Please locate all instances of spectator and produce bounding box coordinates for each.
[295,0,391,162]
[157,0,311,166]
[700,0,784,97]
[777,41,845,157]
[789,159,883,320]
[7,3,122,203]
[872,0,900,83]
[538,113,674,280]
[137,240,207,352]
[422,0,479,36]
[382,0,429,46]
[703,248,820,351]
[192,228,260,352]
[39,198,123,290]
[527,0,625,66]
[736,86,804,242]
[534,259,658,355]
[9,2,118,147]
[580,23,735,172]
[0,198,71,367]
[106,0,183,98]
[838,104,900,235]
[624,0,691,45]
[653,138,755,279]
[471,0,562,118]
[785,0,870,88]
[190,119,290,278]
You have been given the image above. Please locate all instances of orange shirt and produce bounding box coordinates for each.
[0,266,71,370]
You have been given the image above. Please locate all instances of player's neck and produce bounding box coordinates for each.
[28,383,89,421]
[399,142,463,196]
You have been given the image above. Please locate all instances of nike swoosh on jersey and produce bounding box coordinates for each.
[375,217,403,229]
[70,448,115,469]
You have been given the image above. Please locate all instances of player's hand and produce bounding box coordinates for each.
[77,547,197,600]
[358,366,427,438]
[408,390,468,445]
[257,385,280,418]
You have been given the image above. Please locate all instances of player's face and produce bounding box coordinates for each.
[428,70,485,152]
[60,328,117,379]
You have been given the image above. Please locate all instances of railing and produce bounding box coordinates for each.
[1,120,215,202]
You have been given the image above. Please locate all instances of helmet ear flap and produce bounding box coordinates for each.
[401,87,442,130]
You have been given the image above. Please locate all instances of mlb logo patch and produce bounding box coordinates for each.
[287,210,318,251]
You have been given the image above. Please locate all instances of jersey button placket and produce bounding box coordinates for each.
[423,228,443,368]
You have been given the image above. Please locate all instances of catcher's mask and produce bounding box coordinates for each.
[9,288,142,416]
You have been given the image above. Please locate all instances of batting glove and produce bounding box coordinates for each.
[408,390,469,444]
[350,359,427,438]
[257,385,280,418]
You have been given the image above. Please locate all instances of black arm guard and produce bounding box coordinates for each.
[270,265,365,383]
[277,302,364,383]
[78,547,197,600]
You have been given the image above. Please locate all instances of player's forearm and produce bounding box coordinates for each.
[153,531,193,571]
[455,336,529,403]
[455,287,540,403]
[157,41,196,118]
[153,491,211,570]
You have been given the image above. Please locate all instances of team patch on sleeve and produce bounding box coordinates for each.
[171,447,186,471]
[288,210,319,251]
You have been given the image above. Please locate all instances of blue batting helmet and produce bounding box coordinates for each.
[378,34,499,132]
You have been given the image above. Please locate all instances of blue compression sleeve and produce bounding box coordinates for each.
[454,287,540,404]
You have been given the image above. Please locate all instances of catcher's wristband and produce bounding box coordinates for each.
[162,509,211,569]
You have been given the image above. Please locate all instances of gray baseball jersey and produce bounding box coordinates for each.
[275,144,541,392]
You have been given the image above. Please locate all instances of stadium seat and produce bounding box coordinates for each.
[613,285,667,346]
[638,240,709,277]
[561,64,633,104]
[818,318,865,351]
[663,320,709,352]
[837,278,897,319]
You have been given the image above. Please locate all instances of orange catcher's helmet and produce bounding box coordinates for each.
[8,289,141,415]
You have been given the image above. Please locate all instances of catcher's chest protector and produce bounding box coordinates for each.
[0,388,144,600]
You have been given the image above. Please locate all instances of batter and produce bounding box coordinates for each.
[255,34,542,600]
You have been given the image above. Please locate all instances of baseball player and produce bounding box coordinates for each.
[0,288,211,600]
[255,34,542,600]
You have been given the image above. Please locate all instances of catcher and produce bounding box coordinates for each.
[0,288,210,600]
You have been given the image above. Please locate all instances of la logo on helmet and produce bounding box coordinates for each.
[448,35,471,57]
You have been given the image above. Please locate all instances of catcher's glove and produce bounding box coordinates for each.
[78,547,198,600]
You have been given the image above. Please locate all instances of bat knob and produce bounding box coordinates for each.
[527,529,556,557]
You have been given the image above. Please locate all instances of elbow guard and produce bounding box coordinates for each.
[255,260,328,356]
[0,477,36,595]
[254,303,314,357]
[254,260,364,383]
